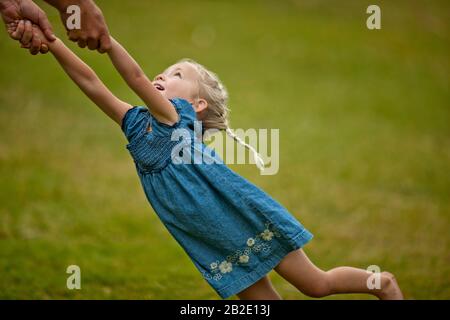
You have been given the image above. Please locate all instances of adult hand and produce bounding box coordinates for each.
[57,0,111,53]
[0,0,55,54]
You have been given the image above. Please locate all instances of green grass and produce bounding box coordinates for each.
[0,0,449,299]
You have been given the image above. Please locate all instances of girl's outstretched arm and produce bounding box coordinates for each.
[10,20,132,125]
[106,37,179,125]
[50,38,133,124]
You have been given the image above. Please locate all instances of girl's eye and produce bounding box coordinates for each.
[174,72,182,78]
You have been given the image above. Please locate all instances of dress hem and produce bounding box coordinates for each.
[216,228,314,299]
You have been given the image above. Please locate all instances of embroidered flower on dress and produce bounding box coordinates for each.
[204,222,282,281]
[219,261,233,273]
[239,255,249,263]
[261,229,274,241]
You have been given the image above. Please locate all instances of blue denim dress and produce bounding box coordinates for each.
[121,98,313,299]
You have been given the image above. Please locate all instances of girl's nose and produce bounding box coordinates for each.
[155,74,166,81]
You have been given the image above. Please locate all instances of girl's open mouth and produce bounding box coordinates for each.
[154,83,165,91]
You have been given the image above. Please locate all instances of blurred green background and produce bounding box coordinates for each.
[0,0,449,299]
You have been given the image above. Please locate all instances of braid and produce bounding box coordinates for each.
[225,128,265,170]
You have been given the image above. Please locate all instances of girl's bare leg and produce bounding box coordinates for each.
[274,249,403,300]
[236,275,282,300]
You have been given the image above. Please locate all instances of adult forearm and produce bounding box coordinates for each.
[43,0,75,11]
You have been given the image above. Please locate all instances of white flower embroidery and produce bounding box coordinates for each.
[261,229,274,241]
[219,261,233,273]
[239,255,249,264]
[203,222,282,281]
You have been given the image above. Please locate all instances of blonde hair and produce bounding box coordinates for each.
[178,58,264,170]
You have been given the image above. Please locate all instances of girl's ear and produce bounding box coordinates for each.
[193,98,208,113]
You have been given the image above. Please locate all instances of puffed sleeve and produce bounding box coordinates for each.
[150,98,197,136]
[121,106,151,142]
[171,98,196,129]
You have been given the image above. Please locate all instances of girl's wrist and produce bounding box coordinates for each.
[47,37,62,52]
[106,35,116,53]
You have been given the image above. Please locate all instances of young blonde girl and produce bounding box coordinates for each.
[7,19,403,300]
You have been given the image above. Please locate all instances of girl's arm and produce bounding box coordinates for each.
[48,38,132,125]
[106,37,179,125]
[11,20,131,125]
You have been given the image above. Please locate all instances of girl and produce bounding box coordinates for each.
[7,20,403,300]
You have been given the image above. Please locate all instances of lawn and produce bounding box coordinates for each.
[0,0,449,299]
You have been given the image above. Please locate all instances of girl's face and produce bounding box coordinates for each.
[152,62,200,103]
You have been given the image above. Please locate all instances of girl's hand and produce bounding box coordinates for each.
[8,19,49,54]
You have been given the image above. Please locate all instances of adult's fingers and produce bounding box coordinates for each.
[20,20,33,45]
[10,20,25,40]
[29,42,40,55]
[97,33,112,53]
[7,21,19,37]
[29,28,41,55]
[39,44,49,54]
[87,37,98,50]
[67,30,79,42]
[77,38,87,48]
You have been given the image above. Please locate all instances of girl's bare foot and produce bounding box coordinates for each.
[378,271,404,300]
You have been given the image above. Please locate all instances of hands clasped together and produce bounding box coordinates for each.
[0,0,110,54]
